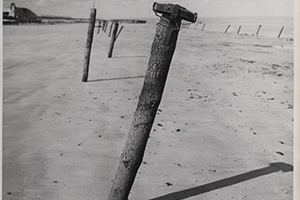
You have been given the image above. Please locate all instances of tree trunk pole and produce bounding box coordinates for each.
[82,8,96,82]
[107,9,196,200]
[278,26,284,38]
[202,23,206,31]
[108,22,119,58]
[256,25,262,36]
[237,25,242,34]
[225,25,231,33]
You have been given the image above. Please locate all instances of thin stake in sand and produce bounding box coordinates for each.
[202,23,206,31]
[237,25,242,34]
[107,3,197,200]
[82,8,96,82]
[256,24,262,36]
[278,26,284,38]
[225,25,231,33]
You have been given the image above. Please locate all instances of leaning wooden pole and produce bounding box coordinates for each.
[107,3,197,200]
[256,24,262,36]
[107,22,119,58]
[278,26,284,38]
[82,8,96,82]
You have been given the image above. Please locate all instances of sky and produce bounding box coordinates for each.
[3,0,294,19]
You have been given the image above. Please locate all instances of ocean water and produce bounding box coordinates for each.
[197,17,294,39]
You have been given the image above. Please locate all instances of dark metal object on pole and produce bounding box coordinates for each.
[82,8,96,82]
[225,25,231,33]
[107,2,197,200]
[108,22,119,58]
[256,24,262,36]
[278,26,284,38]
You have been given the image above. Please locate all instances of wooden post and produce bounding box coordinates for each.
[107,3,197,200]
[108,22,119,58]
[278,26,284,38]
[82,8,96,82]
[108,21,114,37]
[256,25,262,36]
[237,25,242,34]
[225,25,231,33]
[202,23,206,31]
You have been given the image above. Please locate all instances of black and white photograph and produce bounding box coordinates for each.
[2,0,296,199]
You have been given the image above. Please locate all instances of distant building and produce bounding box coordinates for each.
[3,3,39,23]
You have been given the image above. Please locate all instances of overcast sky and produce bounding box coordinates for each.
[3,0,294,19]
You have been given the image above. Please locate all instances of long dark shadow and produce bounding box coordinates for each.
[88,75,145,82]
[113,55,148,58]
[150,162,293,200]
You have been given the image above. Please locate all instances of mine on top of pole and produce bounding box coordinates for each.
[107,2,197,200]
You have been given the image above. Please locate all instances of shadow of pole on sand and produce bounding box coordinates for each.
[88,75,145,82]
[150,162,293,200]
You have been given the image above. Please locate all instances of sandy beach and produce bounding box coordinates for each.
[3,21,293,200]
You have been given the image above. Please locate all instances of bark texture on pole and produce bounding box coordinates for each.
[278,26,284,38]
[108,22,119,58]
[82,8,96,82]
[256,25,262,36]
[107,17,181,200]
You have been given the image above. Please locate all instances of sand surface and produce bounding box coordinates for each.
[3,22,293,200]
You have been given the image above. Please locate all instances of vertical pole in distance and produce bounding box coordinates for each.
[108,21,114,37]
[104,21,108,32]
[97,20,101,34]
[237,25,242,34]
[278,26,284,38]
[107,3,196,200]
[256,25,262,36]
[202,23,206,31]
[225,25,231,33]
[82,8,96,82]
[102,20,106,31]
[108,22,119,58]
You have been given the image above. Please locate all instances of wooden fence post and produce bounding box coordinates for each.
[225,25,231,33]
[237,25,242,34]
[82,8,96,82]
[108,22,119,58]
[107,3,197,200]
[256,25,262,36]
[278,26,284,38]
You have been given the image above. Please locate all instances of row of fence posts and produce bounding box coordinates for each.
[82,8,124,82]
[185,22,285,38]
[81,3,198,200]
